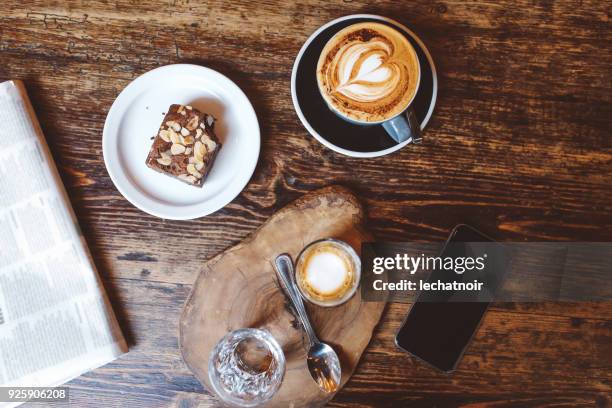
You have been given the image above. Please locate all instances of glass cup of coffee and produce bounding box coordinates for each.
[295,238,361,307]
[316,22,422,144]
[208,328,285,407]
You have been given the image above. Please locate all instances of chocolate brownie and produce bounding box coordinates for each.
[145,104,221,187]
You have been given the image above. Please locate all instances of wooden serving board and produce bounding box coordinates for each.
[179,186,385,407]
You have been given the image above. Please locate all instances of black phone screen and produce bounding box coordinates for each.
[395,225,510,372]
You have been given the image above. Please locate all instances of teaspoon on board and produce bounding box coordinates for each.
[274,253,341,393]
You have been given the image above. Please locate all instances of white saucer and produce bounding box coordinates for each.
[103,64,260,220]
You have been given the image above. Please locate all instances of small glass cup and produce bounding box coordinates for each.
[295,238,361,307]
[208,328,285,407]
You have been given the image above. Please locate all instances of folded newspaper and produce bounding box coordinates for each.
[0,80,127,406]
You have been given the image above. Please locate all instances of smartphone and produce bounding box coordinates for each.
[395,224,511,372]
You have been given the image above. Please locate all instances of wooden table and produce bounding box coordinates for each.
[1,1,610,407]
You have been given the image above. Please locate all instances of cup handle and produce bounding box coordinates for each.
[382,107,423,144]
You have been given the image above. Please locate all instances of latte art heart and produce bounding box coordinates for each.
[334,41,401,102]
[317,22,420,123]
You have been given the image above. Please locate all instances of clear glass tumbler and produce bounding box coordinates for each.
[208,328,285,407]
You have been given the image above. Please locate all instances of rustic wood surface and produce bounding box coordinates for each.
[0,1,610,407]
[180,186,384,407]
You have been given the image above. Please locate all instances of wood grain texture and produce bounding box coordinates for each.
[0,0,610,407]
[180,186,384,407]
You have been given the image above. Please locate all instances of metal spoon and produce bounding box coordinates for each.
[274,254,341,393]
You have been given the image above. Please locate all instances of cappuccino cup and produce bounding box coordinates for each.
[316,22,422,144]
[295,238,361,307]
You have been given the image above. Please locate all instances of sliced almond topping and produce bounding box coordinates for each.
[184,147,192,155]
[203,137,217,151]
[187,163,203,178]
[156,157,172,166]
[186,115,199,130]
[201,141,209,154]
[199,122,206,129]
[188,156,196,164]
[171,143,186,155]
[180,127,190,136]
[177,105,184,113]
[168,129,180,144]
[196,128,203,138]
[183,135,195,145]
[194,141,204,162]
[160,149,172,159]
[158,129,171,142]
[206,115,214,127]
[166,120,178,130]
[172,122,182,132]
[178,174,197,184]
[195,162,204,171]
[185,105,193,110]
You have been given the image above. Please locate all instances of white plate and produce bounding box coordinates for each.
[103,64,260,220]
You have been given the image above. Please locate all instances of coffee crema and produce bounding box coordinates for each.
[317,22,420,123]
[295,239,360,306]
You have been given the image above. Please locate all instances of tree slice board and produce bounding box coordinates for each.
[179,186,385,407]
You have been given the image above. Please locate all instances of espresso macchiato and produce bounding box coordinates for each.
[317,22,420,123]
[295,239,360,307]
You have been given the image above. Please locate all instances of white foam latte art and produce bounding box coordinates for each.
[304,251,349,295]
[333,40,401,103]
[317,22,420,123]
